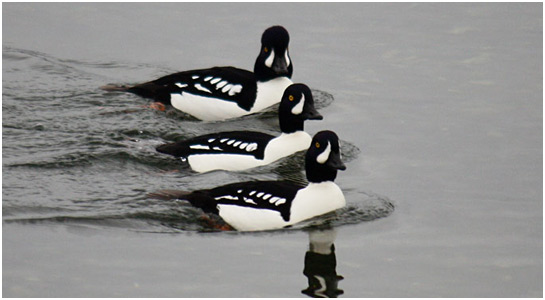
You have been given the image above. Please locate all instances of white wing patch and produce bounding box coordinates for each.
[247,191,287,206]
[194,83,212,93]
[245,143,258,152]
[189,138,258,153]
[215,195,238,201]
[222,84,233,93]
[274,198,286,206]
[194,78,243,96]
[269,196,287,206]
[190,144,210,150]
[173,75,245,97]
[243,197,257,205]
[269,196,281,203]
[228,85,243,96]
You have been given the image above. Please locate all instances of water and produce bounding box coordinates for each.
[3,3,542,297]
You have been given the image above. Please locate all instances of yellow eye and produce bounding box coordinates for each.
[264,47,268,53]
[315,142,320,148]
[288,95,294,101]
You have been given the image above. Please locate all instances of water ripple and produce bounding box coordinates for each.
[3,191,394,233]
[3,45,391,234]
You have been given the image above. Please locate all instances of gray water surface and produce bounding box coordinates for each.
[3,3,542,297]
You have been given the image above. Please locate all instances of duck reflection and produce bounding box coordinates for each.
[302,229,344,298]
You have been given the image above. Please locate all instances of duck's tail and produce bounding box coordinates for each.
[99,84,132,92]
[100,82,171,105]
[155,142,187,158]
[148,189,222,216]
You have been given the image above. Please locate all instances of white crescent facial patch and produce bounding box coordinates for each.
[291,94,305,115]
[316,141,331,164]
[265,49,275,68]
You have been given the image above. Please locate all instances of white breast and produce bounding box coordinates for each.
[217,181,345,232]
[252,77,293,113]
[288,182,346,225]
[263,131,312,163]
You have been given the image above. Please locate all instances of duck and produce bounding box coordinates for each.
[156,83,322,173]
[103,25,293,121]
[149,130,346,231]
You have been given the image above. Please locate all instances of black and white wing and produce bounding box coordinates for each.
[156,131,275,160]
[186,180,304,222]
[130,66,258,111]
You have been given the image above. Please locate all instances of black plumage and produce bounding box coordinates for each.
[156,131,274,160]
[180,180,305,222]
[149,131,347,229]
[105,26,292,116]
[128,67,258,111]
[155,83,322,164]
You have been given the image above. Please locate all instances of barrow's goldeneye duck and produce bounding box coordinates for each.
[155,83,322,173]
[102,25,294,121]
[149,130,346,232]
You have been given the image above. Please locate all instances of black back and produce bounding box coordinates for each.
[156,131,275,160]
[156,83,323,160]
[183,180,305,222]
[127,26,293,109]
[129,66,258,111]
[162,131,347,224]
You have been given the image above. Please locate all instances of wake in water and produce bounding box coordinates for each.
[3,46,394,234]
[4,191,394,233]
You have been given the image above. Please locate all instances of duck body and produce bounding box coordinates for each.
[117,26,294,121]
[176,131,311,173]
[184,180,344,232]
[156,83,322,173]
[150,130,347,231]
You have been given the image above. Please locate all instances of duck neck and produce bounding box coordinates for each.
[305,157,338,183]
[279,114,304,134]
[254,59,292,82]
